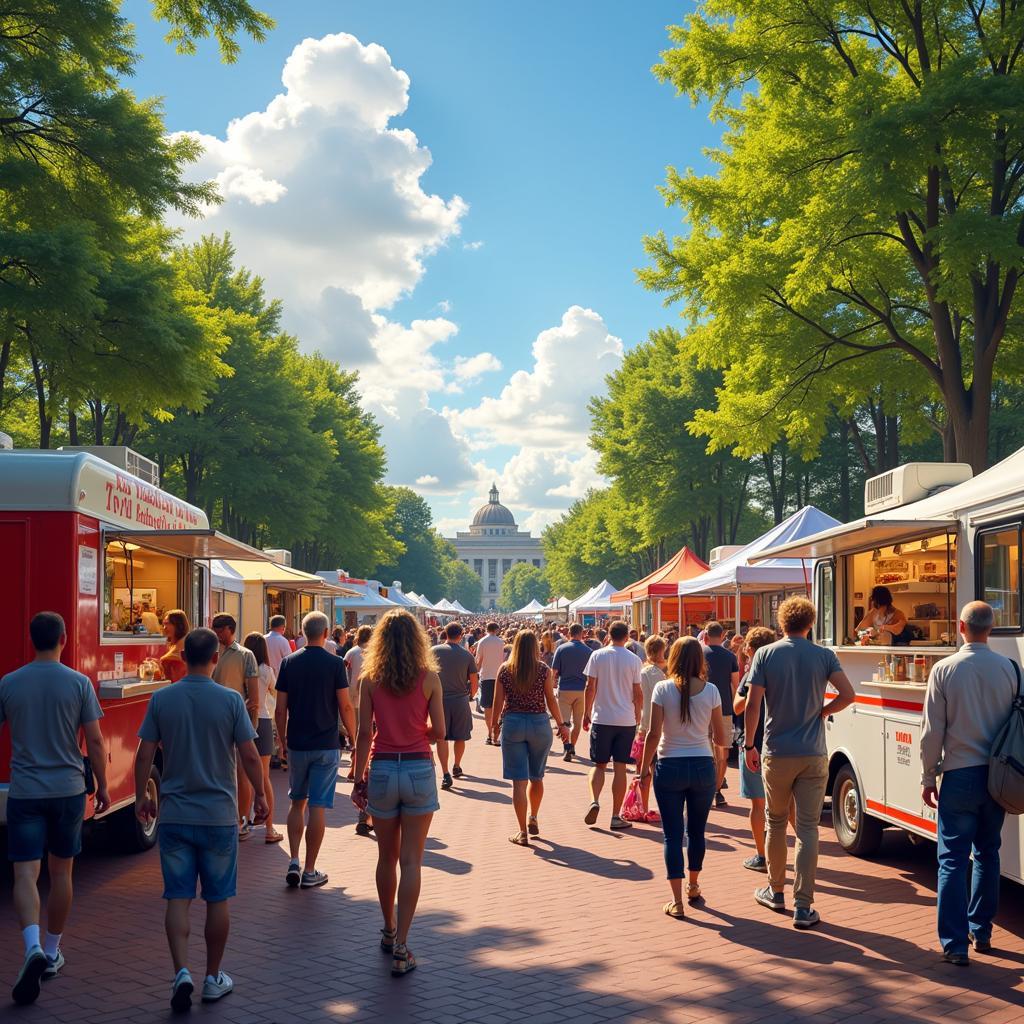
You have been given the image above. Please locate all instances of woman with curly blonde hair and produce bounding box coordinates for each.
[353,610,444,977]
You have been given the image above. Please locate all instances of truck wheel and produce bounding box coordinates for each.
[832,764,883,857]
[115,765,161,853]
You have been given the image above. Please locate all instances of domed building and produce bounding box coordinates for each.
[449,484,544,609]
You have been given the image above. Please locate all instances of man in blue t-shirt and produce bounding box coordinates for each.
[703,622,739,807]
[0,612,109,1007]
[552,623,592,762]
[135,626,267,1011]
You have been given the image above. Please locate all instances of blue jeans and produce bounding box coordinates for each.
[937,765,1005,954]
[652,756,716,879]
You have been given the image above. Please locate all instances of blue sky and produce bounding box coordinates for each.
[124,1,717,536]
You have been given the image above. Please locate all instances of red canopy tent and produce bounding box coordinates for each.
[613,547,754,633]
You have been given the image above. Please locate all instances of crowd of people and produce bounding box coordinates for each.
[0,595,1016,1009]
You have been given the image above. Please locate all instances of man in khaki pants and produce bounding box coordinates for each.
[742,597,854,929]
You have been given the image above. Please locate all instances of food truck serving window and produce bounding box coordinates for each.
[844,531,957,647]
[977,524,1022,632]
[103,539,186,639]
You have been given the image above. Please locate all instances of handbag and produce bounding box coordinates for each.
[989,660,1024,814]
[620,777,648,821]
[82,756,96,796]
[629,731,645,763]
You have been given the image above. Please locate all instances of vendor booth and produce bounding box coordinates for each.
[569,580,626,625]
[612,547,711,633]
[315,572,400,629]
[677,506,841,631]
[224,559,357,640]
[512,598,546,617]
[210,558,246,626]
[542,595,571,620]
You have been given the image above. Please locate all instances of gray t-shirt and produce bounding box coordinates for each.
[748,637,842,757]
[138,674,257,826]
[0,661,104,799]
[432,643,477,700]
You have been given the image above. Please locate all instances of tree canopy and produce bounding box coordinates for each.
[641,0,1024,472]
[500,562,548,612]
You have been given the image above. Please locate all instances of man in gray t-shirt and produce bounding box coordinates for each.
[0,612,109,1006]
[431,623,479,789]
[134,627,266,1011]
[743,598,853,929]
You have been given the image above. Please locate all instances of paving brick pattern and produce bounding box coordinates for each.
[3,717,1023,1022]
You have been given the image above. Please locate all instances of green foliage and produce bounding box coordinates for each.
[139,235,393,573]
[500,562,548,612]
[542,489,652,599]
[374,486,452,601]
[642,1,1024,471]
[442,559,483,612]
[589,331,754,559]
[147,0,274,63]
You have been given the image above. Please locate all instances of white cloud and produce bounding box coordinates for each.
[436,299,453,314]
[453,352,502,382]
[463,240,485,251]
[415,475,440,486]
[172,31,467,355]
[450,306,623,451]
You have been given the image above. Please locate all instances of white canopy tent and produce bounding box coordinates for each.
[569,580,625,616]
[512,598,546,616]
[433,598,457,611]
[449,600,473,614]
[676,506,842,630]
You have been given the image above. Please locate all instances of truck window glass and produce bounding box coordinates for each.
[979,527,1022,631]
[816,562,835,646]
[103,540,183,638]
[845,532,957,646]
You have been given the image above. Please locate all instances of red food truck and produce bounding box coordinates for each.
[0,447,271,851]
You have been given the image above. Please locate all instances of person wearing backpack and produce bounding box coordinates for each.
[920,601,1017,965]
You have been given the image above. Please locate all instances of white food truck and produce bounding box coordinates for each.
[756,450,1024,882]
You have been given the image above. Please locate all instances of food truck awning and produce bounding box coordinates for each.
[752,518,957,562]
[105,529,276,562]
[222,560,360,596]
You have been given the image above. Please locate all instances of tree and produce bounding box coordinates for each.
[373,487,451,600]
[542,489,653,598]
[589,330,754,559]
[442,559,482,612]
[500,562,547,612]
[641,2,1024,472]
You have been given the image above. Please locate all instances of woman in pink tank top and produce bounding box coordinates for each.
[353,611,444,978]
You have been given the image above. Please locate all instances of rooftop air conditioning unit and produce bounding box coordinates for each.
[59,445,160,486]
[864,462,973,515]
[709,545,745,566]
[264,548,292,566]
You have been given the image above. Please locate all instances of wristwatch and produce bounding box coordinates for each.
[744,744,756,751]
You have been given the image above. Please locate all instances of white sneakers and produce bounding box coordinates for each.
[202,972,234,1002]
[169,968,233,1012]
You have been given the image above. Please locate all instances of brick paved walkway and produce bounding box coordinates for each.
[3,716,1024,1023]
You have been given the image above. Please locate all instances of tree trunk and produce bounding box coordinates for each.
[28,348,51,448]
[68,409,79,446]
[838,418,851,521]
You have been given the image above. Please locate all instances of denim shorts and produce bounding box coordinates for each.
[739,757,766,800]
[501,713,553,781]
[288,748,340,808]
[159,822,237,902]
[367,757,439,820]
[7,793,86,862]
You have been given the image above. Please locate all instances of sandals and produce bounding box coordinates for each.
[391,943,417,977]
[527,816,539,836]
[686,883,703,904]
[380,928,396,953]
[264,830,284,844]
[508,831,530,847]
[664,901,686,919]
